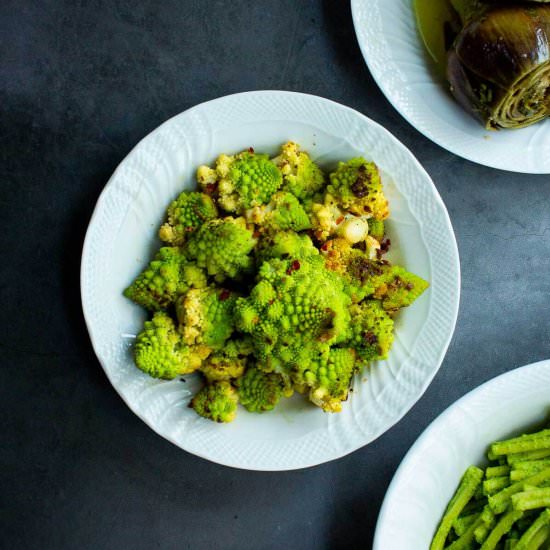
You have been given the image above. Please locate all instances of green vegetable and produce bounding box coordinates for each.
[514,509,550,549]
[430,466,484,550]
[272,141,326,200]
[480,510,523,550]
[124,142,428,421]
[237,367,290,413]
[190,381,239,423]
[447,4,550,130]
[184,218,256,282]
[134,312,201,379]
[512,488,550,511]
[491,430,550,458]
[124,247,206,311]
[158,191,217,245]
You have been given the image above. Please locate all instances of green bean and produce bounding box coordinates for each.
[447,516,487,550]
[489,468,550,514]
[453,513,478,537]
[508,449,550,466]
[484,476,511,496]
[491,430,550,458]
[430,466,484,550]
[514,509,550,549]
[480,510,523,550]
[487,465,511,478]
[512,489,550,511]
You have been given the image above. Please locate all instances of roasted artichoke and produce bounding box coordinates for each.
[447,2,550,130]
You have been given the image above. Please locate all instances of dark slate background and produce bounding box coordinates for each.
[2,1,549,548]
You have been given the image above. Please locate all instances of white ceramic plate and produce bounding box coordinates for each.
[351,0,550,174]
[80,91,460,470]
[374,359,550,549]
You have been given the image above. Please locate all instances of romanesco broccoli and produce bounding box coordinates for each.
[290,343,356,412]
[199,338,253,382]
[327,158,389,219]
[272,141,326,200]
[184,217,256,281]
[246,191,311,233]
[237,367,291,412]
[134,311,204,379]
[347,301,395,363]
[176,287,237,351]
[197,151,282,213]
[190,381,239,423]
[158,191,217,245]
[235,255,352,368]
[124,247,206,311]
[255,231,319,264]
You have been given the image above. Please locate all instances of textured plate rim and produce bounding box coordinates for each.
[350,0,550,174]
[80,90,460,471]
[373,358,550,548]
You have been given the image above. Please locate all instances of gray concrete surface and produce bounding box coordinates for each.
[1,1,549,548]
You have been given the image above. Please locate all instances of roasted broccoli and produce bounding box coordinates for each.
[255,231,319,264]
[190,381,239,423]
[235,255,352,367]
[347,301,395,363]
[184,217,256,282]
[327,158,389,219]
[134,311,204,379]
[290,343,356,412]
[124,247,206,311]
[125,142,428,422]
[237,367,291,412]
[272,141,326,200]
[176,287,237,351]
[246,191,311,233]
[199,338,253,382]
[158,191,217,245]
[197,150,282,213]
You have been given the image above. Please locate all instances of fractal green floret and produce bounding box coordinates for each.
[124,142,429,422]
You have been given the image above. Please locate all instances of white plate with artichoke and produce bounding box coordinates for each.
[81,91,459,470]
[351,0,550,174]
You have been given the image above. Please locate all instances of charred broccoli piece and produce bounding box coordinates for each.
[327,158,389,219]
[184,217,256,282]
[158,191,217,245]
[134,311,204,379]
[368,218,385,242]
[246,191,311,233]
[290,343,356,412]
[124,247,206,311]
[197,151,282,213]
[190,381,238,423]
[199,338,253,382]
[176,287,237,351]
[272,141,326,200]
[255,231,319,264]
[237,367,291,413]
[348,301,395,363]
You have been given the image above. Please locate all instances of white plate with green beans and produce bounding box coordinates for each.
[374,359,550,549]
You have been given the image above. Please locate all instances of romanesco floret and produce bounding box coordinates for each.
[184,217,256,281]
[289,343,356,412]
[371,264,430,311]
[158,191,217,245]
[199,338,253,382]
[124,247,206,311]
[235,255,352,368]
[255,231,319,264]
[237,367,291,413]
[272,141,326,200]
[368,218,385,242]
[190,381,238,423]
[134,311,202,379]
[246,191,311,233]
[198,151,283,213]
[347,301,394,363]
[176,287,237,351]
[327,158,389,219]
